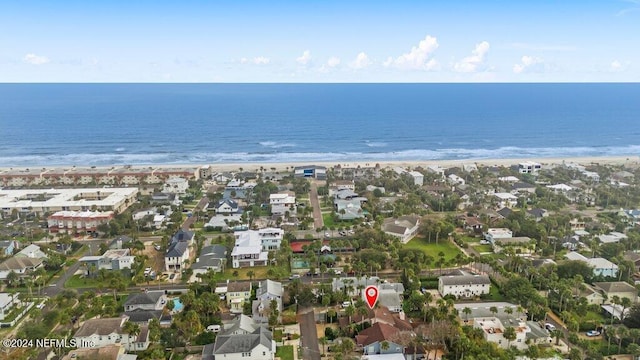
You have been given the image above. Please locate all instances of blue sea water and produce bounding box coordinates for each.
[0,83,639,167]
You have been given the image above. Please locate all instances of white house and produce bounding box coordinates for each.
[214,199,240,214]
[253,280,283,323]
[234,228,284,251]
[0,293,19,321]
[518,162,541,174]
[15,244,47,259]
[438,275,491,298]
[409,171,424,186]
[0,257,44,280]
[382,215,420,243]
[230,230,279,268]
[205,326,275,360]
[474,317,529,350]
[163,177,189,194]
[484,228,513,243]
[448,174,466,186]
[269,192,296,216]
[73,316,150,352]
[598,232,627,244]
[494,193,518,208]
[164,230,194,271]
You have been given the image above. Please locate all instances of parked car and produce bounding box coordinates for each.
[544,323,556,331]
[206,325,221,333]
[289,274,301,280]
[341,301,352,308]
[479,240,490,245]
[586,330,601,337]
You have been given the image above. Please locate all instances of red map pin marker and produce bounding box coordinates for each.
[364,285,379,309]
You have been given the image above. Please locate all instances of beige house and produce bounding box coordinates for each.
[593,282,638,304]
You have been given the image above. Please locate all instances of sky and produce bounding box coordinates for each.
[1,0,639,82]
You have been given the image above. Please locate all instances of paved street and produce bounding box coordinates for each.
[298,308,321,360]
[181,196,209,231]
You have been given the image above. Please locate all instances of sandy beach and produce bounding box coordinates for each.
[2,155,638,174]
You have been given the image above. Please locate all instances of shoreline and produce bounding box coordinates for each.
[1,155,639,173]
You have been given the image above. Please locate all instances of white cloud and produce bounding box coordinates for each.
[296,50,312,65]
[240,56,270,65]
[513,55,544,73]
[454,41,490,73]
[327,56,340,68]
[350,52,372,70]
[385,35,439,70]
[508,43,577,51]
[23,53,50,65]
[610,60,631,72]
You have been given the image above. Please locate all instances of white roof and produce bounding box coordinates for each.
[587,258,618,270]
[0,293,15,309]
[498,176,520,182]
[565,251,588,261]
[494,192,518,200]
[0,188,138,210]
[409,171,423,177]
[547,184,573,191]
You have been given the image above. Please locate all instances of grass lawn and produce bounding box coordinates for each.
[461,236,480,244]
[65,274,106,288]
[485,283,506,301]
[472,244,494,253]
[322,212,355,228]
[403,237,463,262]
[223,265,290,281]
[275,345,294,360]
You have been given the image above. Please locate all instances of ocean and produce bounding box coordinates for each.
[0,83,638,167]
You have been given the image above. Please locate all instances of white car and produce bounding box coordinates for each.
[545,323,556,331]
[341,301,352,308]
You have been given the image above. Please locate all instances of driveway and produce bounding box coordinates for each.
[181,196,209,230]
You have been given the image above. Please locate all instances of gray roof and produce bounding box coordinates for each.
[256,280,283,298]
[593,281,638,294]
[227,282,251,292]
[526,321,550,340]
[124,309,170,324]
[378,290,402,309]
[497,207,513,218]
[124,291,164,307]
[74,317,126,337]
[166,241,188,257]
[212,327,272,354]
[217,199,238,208]
[201,245,227,259]
[222,314,261,335]
[191,256,224,270]
[171,230,194,244]
[440,274,490,286]
[0,256,43,271]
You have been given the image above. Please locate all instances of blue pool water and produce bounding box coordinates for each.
[171,298,184,312]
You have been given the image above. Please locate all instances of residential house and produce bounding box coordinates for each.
[124,309,171,326]
[0,293,19,320]
[356,322,404,356]
[340,306,412,331]
[231,238,267,268]
[438,274,491,298]
[578,284,606,305]
[253,280,283,323]
[163,177,189,194]
[214,199,240,214]
[409,171,424,186]
[109,235,133,250]
[598,232,627,244]
[448,174,466,186]
[203,326,275,360]
[123,290,167,312]
[73,315,150,351]
[0,241,16,257]
[511,182,537,194]
[79,249,135,275]
[498,176,520,182]
[526,208,548,222]
[332,277,403,297]
[14,244,47,259]
[234,228,284,251]
[546,183,573,194]
[461,216,483,233]
[227,282,252,314]
[624,251,640,272]
[205,213,247,231]
[570,218,586,232]
[269,192,296,216]
[382,215,420,244]
[426,165,446,177]
[334,198,366,220]
[484,228,513,243]
[331,180,355,192]
[165,230,194,271]
[593,282,638,304]
[192,245,227,276]
[133,208,157,221]
[377,286,404,313]
[221,314,263,335]
[496,207,513,219]
[493,193,518,208]
[565,252,619,278]
[366,185,385,194]
[0,257,43,280]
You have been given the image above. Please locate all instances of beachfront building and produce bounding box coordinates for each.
[47,210,114,234]
[518,162,541,174]
[0,166,199,187]
[408,171,424,186]
[294,165,327,180]
[269,192,296,216]
[0,188,138,217]
[163,177,189,194]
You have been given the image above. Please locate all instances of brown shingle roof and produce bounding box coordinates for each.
[227,282,251,292]
[356,322,400,346]
[0,257,43,271]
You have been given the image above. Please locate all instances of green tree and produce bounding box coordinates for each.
[503,326,517,348]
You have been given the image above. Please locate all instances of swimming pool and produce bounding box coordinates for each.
[170,298,184,312]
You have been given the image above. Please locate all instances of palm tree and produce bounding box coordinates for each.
[503,326,517,348]
[345,304,355,324]
[550,329,564,346]
[489,306,499,317]
[123,321,141,343]
[247,270,255,281]
[462,307,472,323]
